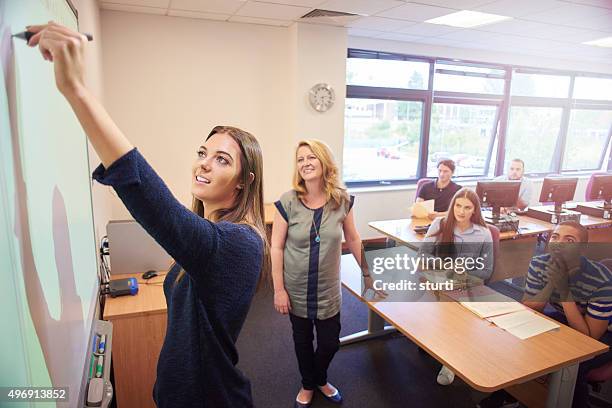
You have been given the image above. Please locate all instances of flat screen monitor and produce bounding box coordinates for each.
[476,181,521,220]
[588,174,612,208]
[539,177,578,213]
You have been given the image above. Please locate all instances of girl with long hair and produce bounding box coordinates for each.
[271,140,381,407]
[27,23,269,407]
[421,187,493,386]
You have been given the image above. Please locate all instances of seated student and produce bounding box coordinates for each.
[478,221,612,408]
[495,158,532,210]
[420,187,493,386]
[417,159,462,219]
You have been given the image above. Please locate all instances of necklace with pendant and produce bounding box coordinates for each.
[312,218,321,243]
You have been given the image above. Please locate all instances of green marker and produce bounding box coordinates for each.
[89,355,96,378]
[95,356,104,378]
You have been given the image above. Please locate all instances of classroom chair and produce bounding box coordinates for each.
[585,172,609,202]
[415,178,433,201]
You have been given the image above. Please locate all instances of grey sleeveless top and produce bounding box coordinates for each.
[275,190,354,319]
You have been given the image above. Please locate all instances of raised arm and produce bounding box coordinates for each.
[27,23,217,273]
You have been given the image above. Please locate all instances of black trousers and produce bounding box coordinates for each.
[289,312,341,390]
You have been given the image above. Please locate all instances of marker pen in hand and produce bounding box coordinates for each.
[12,31,93,43]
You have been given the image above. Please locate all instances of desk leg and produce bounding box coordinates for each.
[546,364,578,408]
[339,308,396,346]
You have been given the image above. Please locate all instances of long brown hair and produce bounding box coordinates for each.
[175,126,271,288]
[292,139,348,210]
[433,187,487,244]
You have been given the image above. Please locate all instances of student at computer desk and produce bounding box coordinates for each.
[27,23,270,408]
[416,159,462,220]
[419,187,493,386]
[495,158,532,212]
[479,221,612,408]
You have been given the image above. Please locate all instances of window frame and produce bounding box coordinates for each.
[344,48,612,188]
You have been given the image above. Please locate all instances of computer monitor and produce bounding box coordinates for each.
[476,181,521,221]
[588,174,612,209]
[539,177,578,214]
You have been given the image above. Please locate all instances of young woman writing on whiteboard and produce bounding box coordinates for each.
[26,22,269,408]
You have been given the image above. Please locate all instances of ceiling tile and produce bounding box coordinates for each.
[101,0,170,7]
[347,16,414,31]
[475,18,553,35]
[375,32,424,41]
[377,2,458,21]
[436,28,494,42]
[228,16,294,26]
[412,0,495,9]
[522,2,606,24]
[477,18,612,43]
[100,3,167,14]
[560,0,612,9]
[257,0,326,6]
[475,0,565,18]
[562,12,612,31]
[411,36,466,46]
[235,2,312,20]
[318,0,405,16]
[397,22,460,37]
[167,10,230,20]
[169,0,246,14]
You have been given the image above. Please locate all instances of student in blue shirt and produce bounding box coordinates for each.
[28,23,270,407]
[421,187,493,386]
[478,221,612,408]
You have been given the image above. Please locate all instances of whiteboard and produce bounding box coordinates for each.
[0,1,99,406]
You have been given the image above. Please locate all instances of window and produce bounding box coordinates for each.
[434,62,505,94]
[573,77,612,100]
[427,103,497,177]
[562,110,612,171]
[347,58,429,90]
[344,48,612,187]
[343,99,423,183]
[511,72,570,98]
[505,106,563,174]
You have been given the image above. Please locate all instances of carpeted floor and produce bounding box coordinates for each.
[235,283,517,408]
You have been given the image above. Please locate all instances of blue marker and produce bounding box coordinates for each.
[98,335,106,354]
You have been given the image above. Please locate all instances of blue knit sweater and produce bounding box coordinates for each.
[93,148,262,407]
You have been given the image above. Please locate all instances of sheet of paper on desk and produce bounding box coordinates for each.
[410,200,434,218]
[487,310,560,340]
[459,298,526,319]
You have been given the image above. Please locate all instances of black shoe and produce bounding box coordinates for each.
[294,400,312,408]
[294,389,313,408]
[477,390,519,408]
[317,383,343,404]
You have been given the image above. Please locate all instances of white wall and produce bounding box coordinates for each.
[100,13,348,222]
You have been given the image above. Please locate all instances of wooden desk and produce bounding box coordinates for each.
[103,272,168,408]
[339,255,608,408]
[527,204,612,242]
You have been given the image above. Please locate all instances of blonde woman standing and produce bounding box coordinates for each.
[271,140,378,407]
